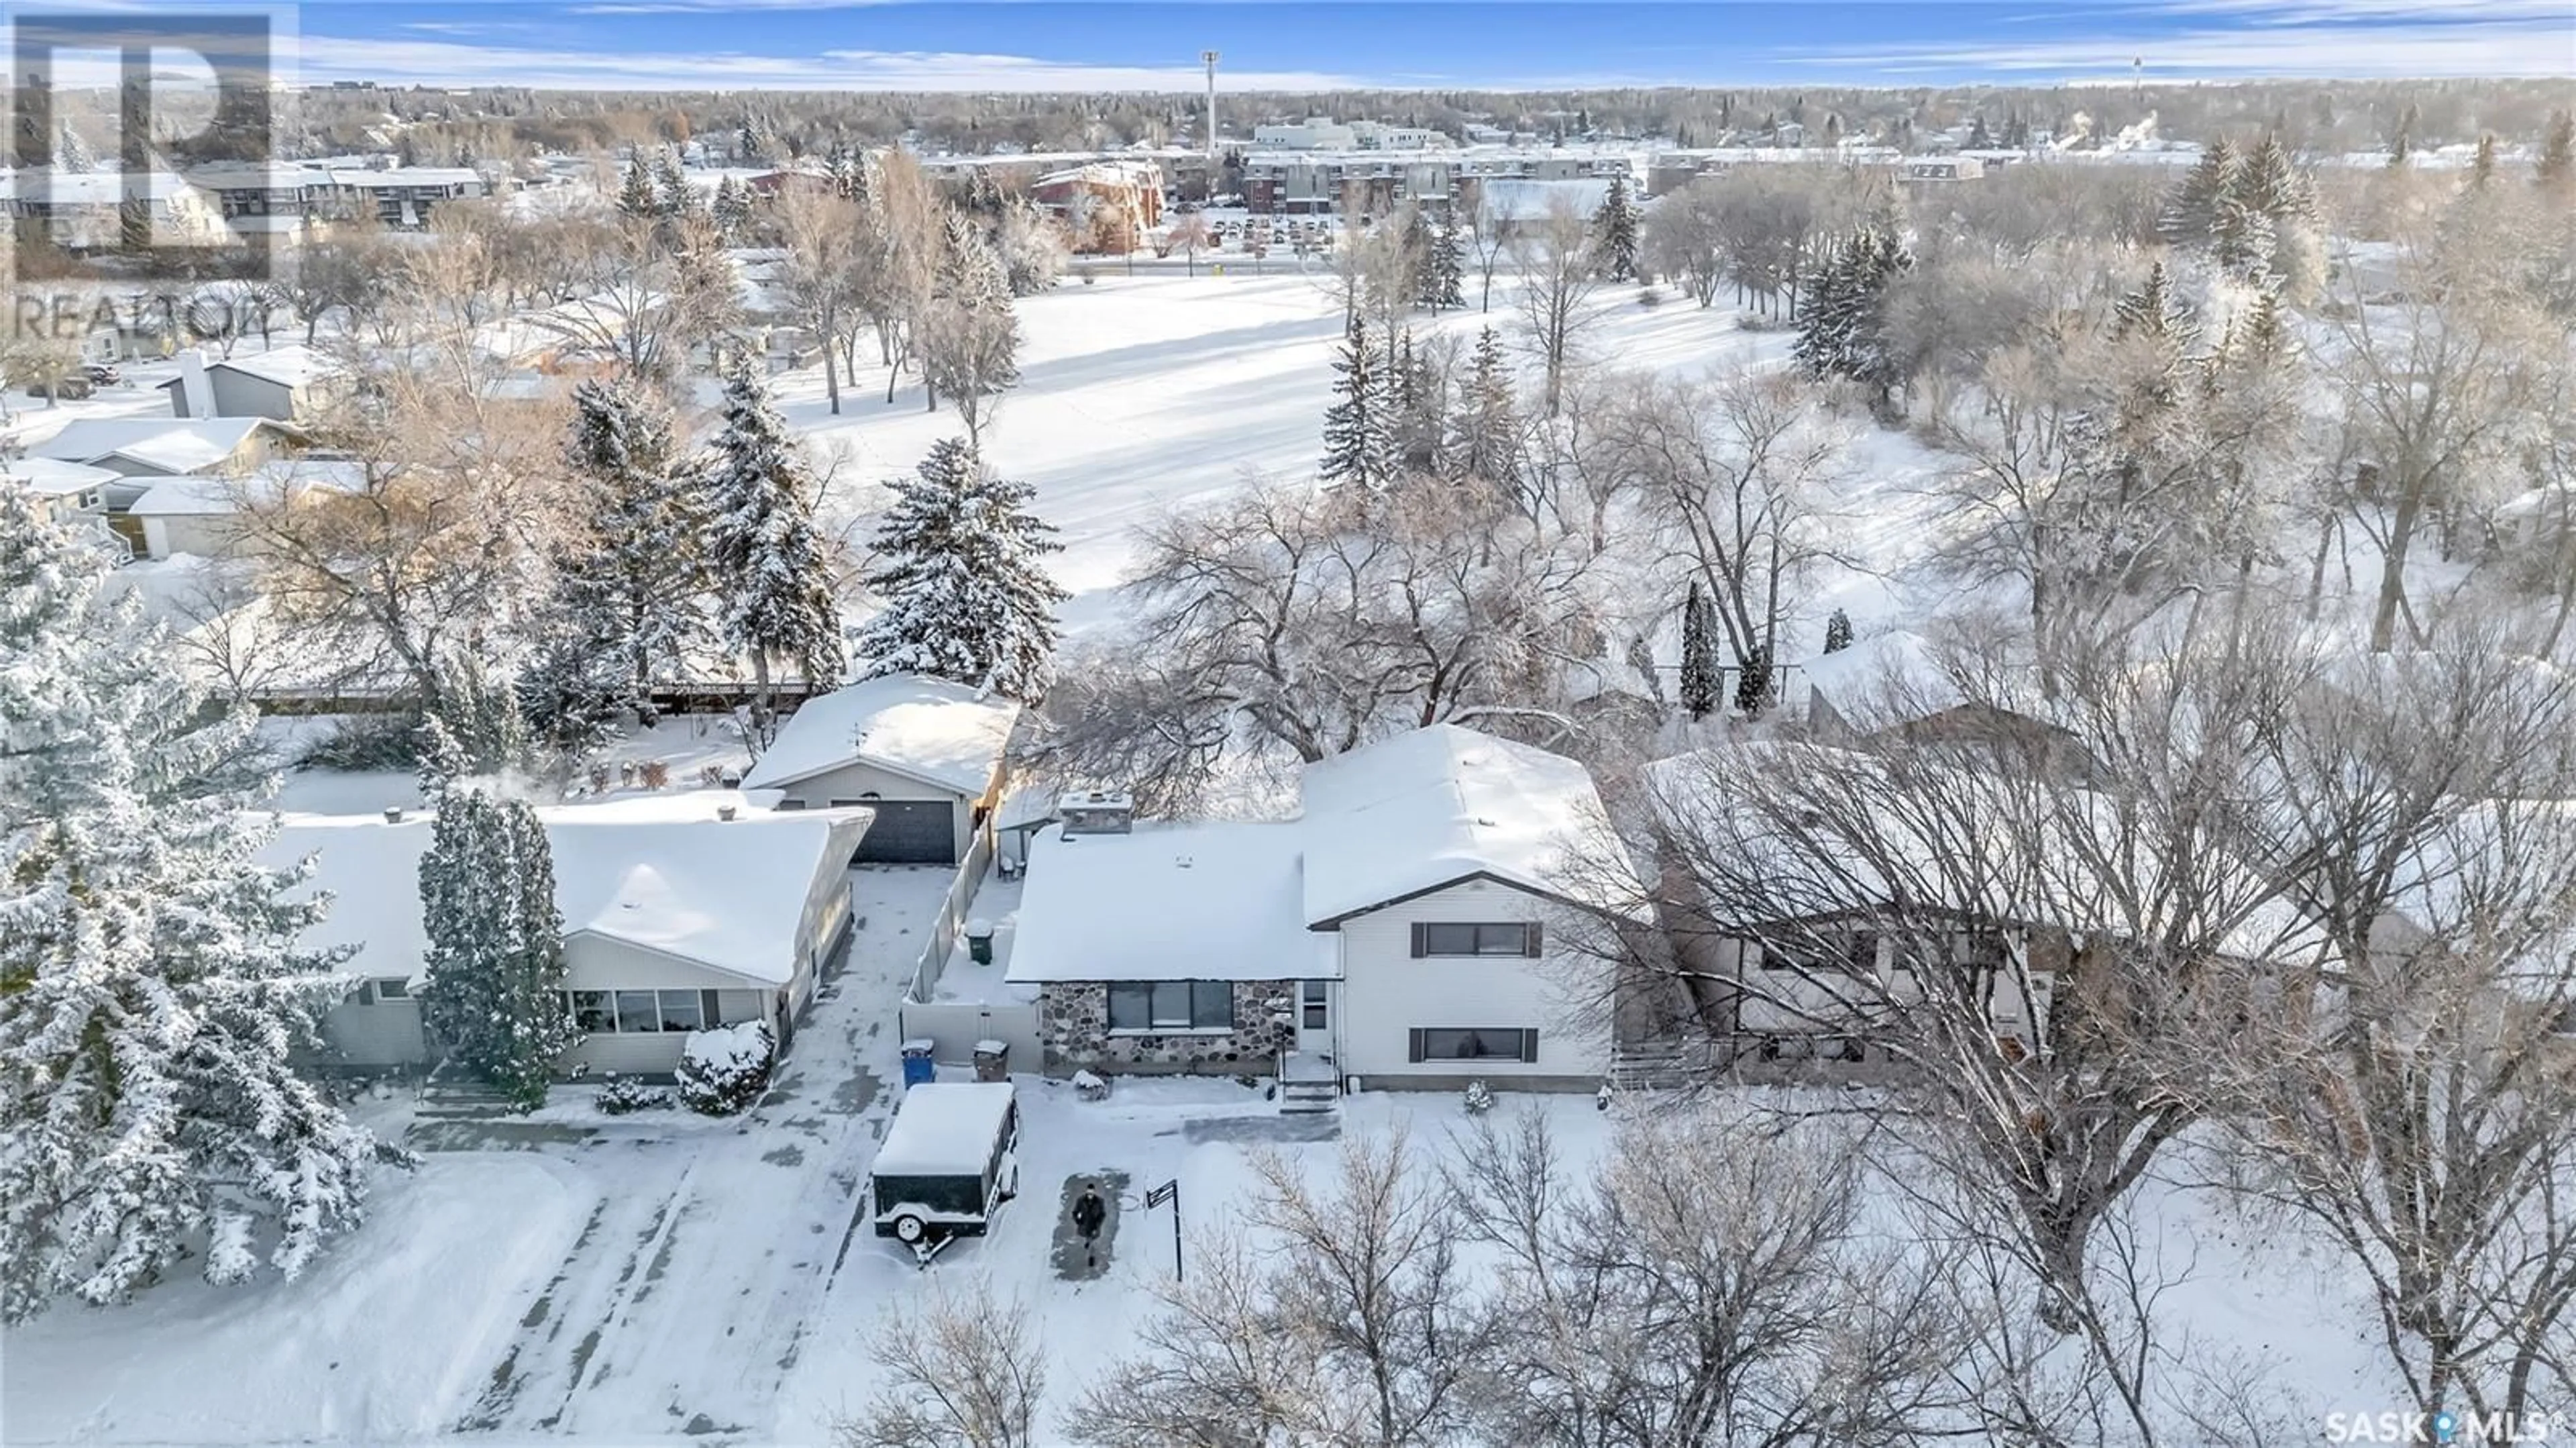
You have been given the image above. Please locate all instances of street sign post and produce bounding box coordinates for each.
[1145,1178,1181,1281]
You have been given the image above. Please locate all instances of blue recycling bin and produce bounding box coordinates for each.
[901,1039,937,1089]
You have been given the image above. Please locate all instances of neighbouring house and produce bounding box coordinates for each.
[743,674,1021,864]
[1,456,123,524]
[1004,724,1646,1095]
[0,170,229,252]
[1801,628,2086,770]
[116,458,362,561]
[319,166,487,228]
[1027,162,1165,250]
[268,796,873,1075]
[30,415,301,478]
[160,345,344,423]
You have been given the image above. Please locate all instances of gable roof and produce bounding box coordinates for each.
[1004,821,1332,984]
[262,795,871,986]
[203,345,340,390]
[742,674,1020,796]
[0,457,118,497]
[1296,723,1642,927]
[30,417,280,474]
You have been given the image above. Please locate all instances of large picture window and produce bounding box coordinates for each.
[1407,1027,1540,1063]
[1411,922,1541,958]
[1106,980,1234,1033]
[572,988,738,1035]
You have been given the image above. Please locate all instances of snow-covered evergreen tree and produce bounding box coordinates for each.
[541,378,708,723]
[1794,226,1910,407]
[853,437,1069,702]
[1429,224,1466,311]
[703,357,847,740]
[2160,138,2235,245]
[2209,191,2278,284]
[0,493,394,1321]
[1592,172,1640,282]
[1966,115,1993,150]
[712,174,751,240]
[617,158,657,219]
[417,790,574,1111]
[417,655,537,800]
[1392,330,1445,476]
[1318,315,1403,494]
[1733,643,1772,717]
[1680,580,1720,720]
[650,147,693,218]
[1446,325,1521,491]
[2540,110,2575,192]
[1823,607,1854,655]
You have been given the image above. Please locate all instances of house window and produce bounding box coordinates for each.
[570,991,614,1033]
[1412,923,1540,958]
[658,990,702,1033]
[1301,980,1328,1030]
[614,990,661,1033]
[1407,1027,1539,1063]
[372,977,411,1000]
[1106,980,1234,1033]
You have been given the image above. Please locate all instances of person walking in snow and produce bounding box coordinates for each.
[1073,1184,1106,1268]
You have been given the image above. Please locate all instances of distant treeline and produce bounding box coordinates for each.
[68,77,2567,170]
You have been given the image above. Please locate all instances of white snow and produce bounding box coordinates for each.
[264,794,870,986]
[1297,723,1645,926]
[1004,819,1330,984]
[682,1020,773,1074]
[30,415,279,474]
[207,344,338,390]
[872,1081,1016,1178]
[0,456,118,497]
[740,672,1020,794]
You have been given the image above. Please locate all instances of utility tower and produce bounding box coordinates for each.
[1201,50,1220,162]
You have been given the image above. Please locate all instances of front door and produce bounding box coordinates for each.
[1295,980,1333,1058]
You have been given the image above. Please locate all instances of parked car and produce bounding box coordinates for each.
[870,1081,1020,1262]
[84,363,122,386]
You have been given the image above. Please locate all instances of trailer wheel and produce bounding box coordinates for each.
[892,1213,928,1245]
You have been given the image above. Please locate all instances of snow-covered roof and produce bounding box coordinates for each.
[873,1082,1015,1178]
[1801,630,1968,731]
[128,460,364,517]
[30,417,275,473]
[324,166,484,189]
[263,796,871,986]
[0,457,117,497]
[0,170,215,205]
[1004,821,1334,984]
[208,345,339,390]
[742,674,1020,796]
[1297,723,1642,926]
[127,475,244,517]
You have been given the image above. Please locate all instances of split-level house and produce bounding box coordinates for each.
[1005,725,1648,1098]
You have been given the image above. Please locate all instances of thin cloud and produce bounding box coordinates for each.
[1794,17,2572,76]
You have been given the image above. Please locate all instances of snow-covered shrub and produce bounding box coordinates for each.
[203,1210,258,1286]
[1638,285,1665,307]
[1463,1080,1495,1115]
[1071,1068,1110,1101]
[598,1075,672,1115]
[677,1022,774,1115]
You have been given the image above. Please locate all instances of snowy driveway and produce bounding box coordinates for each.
[1,866,955,1448]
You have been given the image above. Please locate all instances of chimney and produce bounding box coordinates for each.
[175,349,214,419]
[1059,788,1134,837]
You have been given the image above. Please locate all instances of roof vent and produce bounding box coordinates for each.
[1175,854,1193,869]
[382,807,405,823]
[1061,788,1136,837]
[718,805,738,821]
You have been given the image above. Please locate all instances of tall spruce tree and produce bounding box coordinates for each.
[1592,172,1640,282]
[1429,223,1466,311]
[2161,138,2235,245]
[1680,580,1721,720]
[1392,330,1445,475]
[418,655,537,800]
[1447,325,1521,492]
[704,357,847,741]
[1823,607,1854,654]
[1733,644,1773,717]
[417,790,574,1111]
[617,158,657,218]
[1318,315,1401,494]
[1794,226,1911,407]
[0,493,392,1320]
[650,146,692,217]
[853,437,1069,702]
[712,174,751,240]
[2540,110,2575,192]
[543,378,708,724]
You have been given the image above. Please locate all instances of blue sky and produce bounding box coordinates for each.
[41,0,2576,89]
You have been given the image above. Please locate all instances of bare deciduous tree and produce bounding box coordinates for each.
[1511,201,1607,417]
[837,1275,1047,1448]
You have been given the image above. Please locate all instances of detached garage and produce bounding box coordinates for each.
[741,674,1021,866]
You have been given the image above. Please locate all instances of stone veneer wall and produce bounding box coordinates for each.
[1040,979,1297,1074]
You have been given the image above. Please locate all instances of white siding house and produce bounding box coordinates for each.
[1007,725,1644,1094]
[269,796,872,1076]
[743,674,1020,864]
